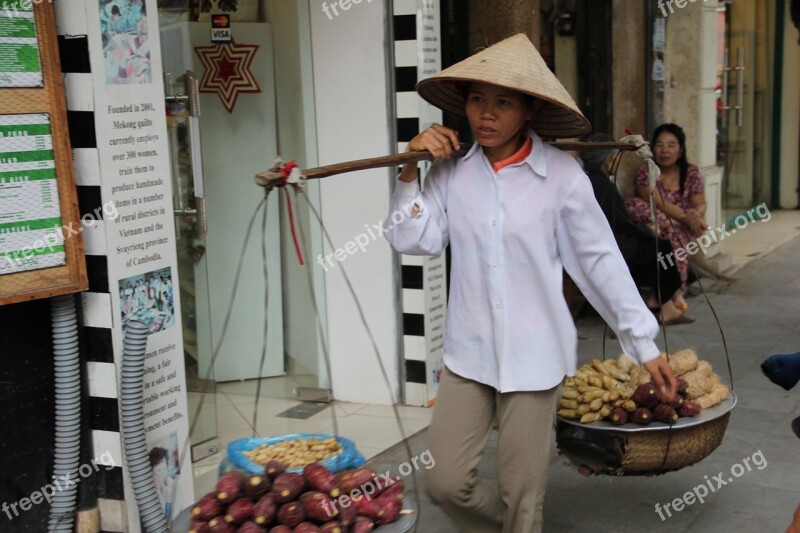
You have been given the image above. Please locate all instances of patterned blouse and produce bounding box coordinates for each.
[635,164,705,210]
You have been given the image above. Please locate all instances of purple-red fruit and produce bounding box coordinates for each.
[304,463,341,498]
[299,491,337,521]
[244,474,272,501]
[319,521,343,533]
[375,497,402,525]
[237,522,266,533]
[632,383,659,409]
[679,400,702,417]
[351,516,375,532]
[294,523,321,533]
[374,478,405,498]
[277,502,306,527]
[268,527,292,533]
[252,494,278,526]
[217,471,246,504]
[676,378,689,395]
[653,404,679,424]
[671,395,685,410]
[208,516,236,533]
[337,503,357,526]
[264,460,286,479]
[610,408,628,426]
[632,407,652,425]
[190,520,211,533]
[335,467,378,495]
[193,492,223,520]
[271,473,306,504]
[378,481,405,503]
[225,498,254,525]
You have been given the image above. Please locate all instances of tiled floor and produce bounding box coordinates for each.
[188,375,433,496]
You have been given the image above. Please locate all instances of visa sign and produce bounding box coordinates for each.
[211,28,231,43]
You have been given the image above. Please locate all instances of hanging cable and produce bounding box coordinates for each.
[297,186,422,532]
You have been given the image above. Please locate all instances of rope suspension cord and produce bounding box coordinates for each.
[174,193,268,524]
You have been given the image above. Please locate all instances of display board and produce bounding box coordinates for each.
[0,1,87,305]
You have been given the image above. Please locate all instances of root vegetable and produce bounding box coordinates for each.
[622,400,637,412]
[244,475,272,501]
[190,520,210,533]
[252,495,278,526]
[337,503,357,526]
[271,473,305,504]
[193,492,223,521]
[565,377,576,387]
[667,349,699,376]
[587,376,604,388]
[610,408,628,425]
[375,497,402,525]
[294,523,321,533]
[559,398,578,409]
[632,383,658,409]
[677,378,689,396]
[377,480,406,501]
[616,353,636,373]
[599,404,612,418]
[208,517,236,533]
[335,467,378,495]
[695,382,729,409]
[632,408,652,425]
[217,472,246,504]
[601,375,623,391]
[602,359,630,382]
[300,491,337,521]
[608,390,621,402]
[268,527,292,533]
[578,390,604,403]
[319,521,343,533]
[653,404,679,424]
[557,409,578,419]
[679,400,702,417]
[225,499,254,525]
[237,523,266,533]
[576,404,592,416]
[265,460,286,479]
[589,398,603,412]
[561,388,579,399]
[277,502,305,527]
[351,516,376,532]
[580,412,602,423]
[304,463,341,498]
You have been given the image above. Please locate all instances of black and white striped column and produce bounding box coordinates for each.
[56,3,127,530]
[392,0,446,407]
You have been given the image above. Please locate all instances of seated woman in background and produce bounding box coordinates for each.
[583,134,692,325]
[625,123,708,312]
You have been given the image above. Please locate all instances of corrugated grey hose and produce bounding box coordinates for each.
[120,321,168,533]
[48,295,82,532]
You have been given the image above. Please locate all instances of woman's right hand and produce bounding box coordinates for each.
[683,210,708,237]
[406,124,461,159]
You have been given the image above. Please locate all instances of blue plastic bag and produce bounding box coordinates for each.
[226,433,366,475]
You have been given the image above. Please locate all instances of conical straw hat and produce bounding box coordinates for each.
[416,33,590,138]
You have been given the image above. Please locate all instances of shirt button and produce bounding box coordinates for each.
[496,302,502,309]
[492,262,498,268]
[491,219,497,226]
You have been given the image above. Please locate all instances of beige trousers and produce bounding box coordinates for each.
[426,367,560,533]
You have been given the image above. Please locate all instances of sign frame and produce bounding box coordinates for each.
[0,1,87,305]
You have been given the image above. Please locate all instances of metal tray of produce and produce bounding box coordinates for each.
[170,497,417,532]
[557,392,736,433]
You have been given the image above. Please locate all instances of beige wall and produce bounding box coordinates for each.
[611,0,647,199]
[780,2,800,209]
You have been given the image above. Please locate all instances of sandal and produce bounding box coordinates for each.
[659,313,695,326]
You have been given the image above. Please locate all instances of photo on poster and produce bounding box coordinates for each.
[98,0,152,84]
[148,431,180,522]
[119,267,176,334]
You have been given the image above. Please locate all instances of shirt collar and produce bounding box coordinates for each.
[462,129,549,178]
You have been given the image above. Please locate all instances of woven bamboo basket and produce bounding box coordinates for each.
[556,393,735,476]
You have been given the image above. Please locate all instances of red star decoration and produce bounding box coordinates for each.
[195,40,261,113]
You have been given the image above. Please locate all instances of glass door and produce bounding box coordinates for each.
[165,70,219,460]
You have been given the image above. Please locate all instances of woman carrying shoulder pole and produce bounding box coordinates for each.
[384,34,677,532]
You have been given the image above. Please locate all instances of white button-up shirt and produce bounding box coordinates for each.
[385,131,661,392]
